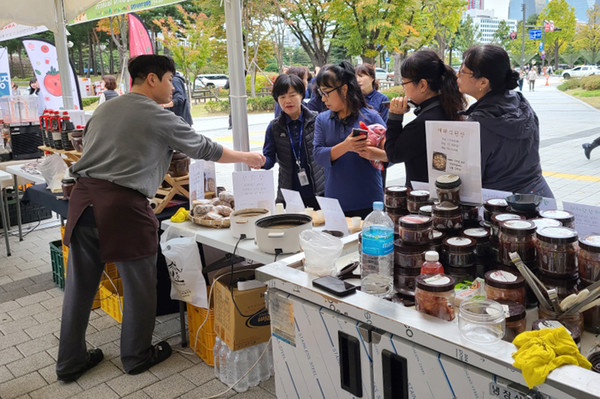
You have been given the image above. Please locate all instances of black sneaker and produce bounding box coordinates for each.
[127,341,172,375]
[57,348,104,382]
[583,143,592,160]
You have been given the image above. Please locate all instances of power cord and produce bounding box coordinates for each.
[273,248,282,262]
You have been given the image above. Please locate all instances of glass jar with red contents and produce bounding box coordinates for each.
[463,227,491,277]
[415,274,456,321]
[407,190,430,214]
[483,198,509,223]
[435,174,461,205]
[398,215,433,245]
[432,202,463,233]
[498,219,537,267]
[385,186,408,210]
[538,209,575,229]
[578,235,600,281]
[535,227,579,276]
[538,270,579,301]
[497,300,526,342]
[490,213,524,244]
[484,269,526,306]
[534,311,583,346]
[429,229,445,254]
[394,240,428,269]
[442,236,476,268]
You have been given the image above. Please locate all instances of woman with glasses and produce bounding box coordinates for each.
[384,50,466,188]
[313,61,387,218]
[356,63,389,121]
[262,74,324,209]
[457,44,553,197]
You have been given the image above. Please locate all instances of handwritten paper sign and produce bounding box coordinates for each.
[562,201,600,237]
[232,170,275,213]
[281,189,305,213]
[425,121,482,204]
[411,181,429,191]
[316,196,349,236]
[188,160,205,209]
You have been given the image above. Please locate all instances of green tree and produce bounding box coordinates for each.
[425,0,466,59]
[506,16,541,67]
[574,5,600,65]
[537,0,576,70]
[453,15,481,55]
[491,20,511,48]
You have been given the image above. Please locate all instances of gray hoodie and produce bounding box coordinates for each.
[462,90,553,198]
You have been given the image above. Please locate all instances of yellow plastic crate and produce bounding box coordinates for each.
[99,277,123,323]
[187,302,216,366]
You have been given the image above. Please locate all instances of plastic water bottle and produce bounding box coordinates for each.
[247,344,260,387]
[231,348,249,392]
[258,342,271,381]
[213,337,222,379]
[218,341,230,386]
[361,201,394,297]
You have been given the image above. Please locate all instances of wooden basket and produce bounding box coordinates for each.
[190,215,231,228]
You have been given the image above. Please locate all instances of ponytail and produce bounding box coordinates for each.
[439,64,467,121]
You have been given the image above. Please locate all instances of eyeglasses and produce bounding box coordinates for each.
[317,85,343,98]
[457,67,474,77]
[400,80,413,87]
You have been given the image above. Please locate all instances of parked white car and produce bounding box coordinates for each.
[561,65,600,79]
[194,74,229,89]
[375,67,388,81]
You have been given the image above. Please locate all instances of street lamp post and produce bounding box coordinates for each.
[520,2,526,72]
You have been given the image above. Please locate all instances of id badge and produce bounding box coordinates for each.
[297,169,309,186]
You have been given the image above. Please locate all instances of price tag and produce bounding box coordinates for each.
[316,196,349,236]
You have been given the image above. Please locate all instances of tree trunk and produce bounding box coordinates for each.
[17,49,24,78]
[78,45,83,75]
[109,38,114,74]
[361,55,375,65]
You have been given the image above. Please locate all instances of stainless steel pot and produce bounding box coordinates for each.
[255,214,313,254]
[229,208,270,239]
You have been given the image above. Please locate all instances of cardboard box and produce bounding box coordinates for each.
[214,269,270,351]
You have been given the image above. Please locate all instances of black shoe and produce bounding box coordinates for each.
[583,143,592,160]
[127,341,172,375]
[57,349,104,382]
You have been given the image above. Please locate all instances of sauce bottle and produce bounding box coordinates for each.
[421,250,444,274]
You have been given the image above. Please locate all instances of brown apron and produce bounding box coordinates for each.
[63,177,159,262]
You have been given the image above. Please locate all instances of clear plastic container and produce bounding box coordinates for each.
[535,227,579,276]
[398,215,433,245]
[361,202,394,297]
[407,190,430,214]
[415,274,456,321]
[498,219,537,266]
[484,270,526,306]
[578,235,600,281]
[435,174,461,204]
[458,299,505,344]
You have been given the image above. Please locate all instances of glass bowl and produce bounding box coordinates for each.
[458,299,506,344]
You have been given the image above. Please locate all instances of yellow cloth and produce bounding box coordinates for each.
[512,326,592,388]
[170,207,189,223]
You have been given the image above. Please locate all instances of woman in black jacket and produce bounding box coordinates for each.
[385,50,466,188]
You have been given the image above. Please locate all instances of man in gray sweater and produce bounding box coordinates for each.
[56,55,265,382]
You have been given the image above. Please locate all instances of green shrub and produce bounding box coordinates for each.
[82,96,99,107]
[205,100,230,113]
[558,78,583,91]
[581,75,600,91]
[247,96,275,112]
[380,85,405,99]
[246,74,276,93]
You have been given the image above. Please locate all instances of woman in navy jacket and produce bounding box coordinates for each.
[457,45,553,198]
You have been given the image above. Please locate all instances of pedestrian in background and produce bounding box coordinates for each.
[518,69,525,91]
[582,137,600,160]
[164,71,192,125]
[97,75,119,106]
[527,68,537,92]
[457,45,553,198]
[356,63,389,121]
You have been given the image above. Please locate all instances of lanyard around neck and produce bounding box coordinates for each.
[287,121,304,167]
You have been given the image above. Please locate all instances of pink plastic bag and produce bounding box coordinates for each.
[359,121,387,170]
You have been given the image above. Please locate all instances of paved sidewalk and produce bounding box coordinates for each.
[1,77,599,398]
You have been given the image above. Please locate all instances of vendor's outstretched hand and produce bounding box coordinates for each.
[243,152,266,169]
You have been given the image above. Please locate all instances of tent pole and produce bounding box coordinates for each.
[224,0,249,172]
[54,0,74,109]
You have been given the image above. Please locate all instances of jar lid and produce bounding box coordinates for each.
[499,219,536,235]
[538,209,575,223]
[496,300,526,322]
[484,270,525,289]
[536,226,578,244]
[432,202,460,216]
[415,274,455,292]
[530,218,562,230]
[443,236,476,250]
[491,213,523,226]
[484,198,508,210]
[435,174,461,189]
[463,227,490,241]
[399,215,432,229]
[61,178,76,184]
[418,204,432,216]
[431,229,444,244]
[579,235,600,253]
[531,318,581,343]
[385,186,408,197]
[394,240,429,253]
[408,190,429,200]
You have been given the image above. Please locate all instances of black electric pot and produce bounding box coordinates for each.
[254,214,313,254]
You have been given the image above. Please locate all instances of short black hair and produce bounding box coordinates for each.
[462,45,519,93]
[128,55,176,85]
[272,74,305,101]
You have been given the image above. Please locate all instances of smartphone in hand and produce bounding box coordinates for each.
[381,101,391,108]
[351,128,368,138]
[312,276,357,297]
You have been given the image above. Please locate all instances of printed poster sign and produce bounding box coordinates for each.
[0,23,47,42]
[71,0,186,25]
[426,121,482,204]
[0,47,10,97]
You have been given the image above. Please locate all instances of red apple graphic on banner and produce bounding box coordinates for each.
[44,67,62,97]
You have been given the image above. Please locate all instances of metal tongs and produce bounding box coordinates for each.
[509,252,560,312]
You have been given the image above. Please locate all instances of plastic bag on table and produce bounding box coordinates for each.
[37,154,68,192]
[359,121,387,170]
[300,230,343,277]
[160,225,208,308]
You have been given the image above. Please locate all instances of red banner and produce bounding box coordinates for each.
[128,13,153,57]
